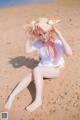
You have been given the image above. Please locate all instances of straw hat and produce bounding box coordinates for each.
[24,17,60,32]
[31,17,60,31]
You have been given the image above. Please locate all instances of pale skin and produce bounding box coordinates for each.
[5,25,72,112]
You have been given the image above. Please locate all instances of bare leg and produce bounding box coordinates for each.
[26,66,60,112]
[5,72,33,110]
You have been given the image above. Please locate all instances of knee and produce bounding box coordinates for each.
[26,71,32,78]
[32,66,42,75]
[33,66,40,73]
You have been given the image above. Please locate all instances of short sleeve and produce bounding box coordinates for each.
[32,39,43,50]
[55,39,65,54]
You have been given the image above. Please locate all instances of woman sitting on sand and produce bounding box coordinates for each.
[5,17,72,112]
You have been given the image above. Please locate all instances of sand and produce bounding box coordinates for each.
[0,2,80,120]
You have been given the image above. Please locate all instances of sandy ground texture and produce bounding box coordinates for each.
[0,2,80,120]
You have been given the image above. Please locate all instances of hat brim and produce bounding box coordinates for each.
[23,18,61,31]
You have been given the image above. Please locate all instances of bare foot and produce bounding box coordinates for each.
[5,96,14,110]
[26,100,42,112]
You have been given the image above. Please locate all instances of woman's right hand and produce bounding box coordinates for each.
[25,31,31,39]
[25,27,32,39]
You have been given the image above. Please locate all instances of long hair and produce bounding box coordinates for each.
[26,25,58,58]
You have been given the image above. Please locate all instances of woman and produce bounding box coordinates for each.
[5,17,72,112]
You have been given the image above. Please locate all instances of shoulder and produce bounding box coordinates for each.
[55,39,62,45]
[33,39,43,44]
[55,39,65,53]
[33,39,43,50]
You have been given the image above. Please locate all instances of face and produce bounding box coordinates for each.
[32,25,57,42]
[42,31,50,42]
[41,28,56,42]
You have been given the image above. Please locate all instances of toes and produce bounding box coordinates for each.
[5,104,10,110]
[4,107,9,112]
[5,101,12,110]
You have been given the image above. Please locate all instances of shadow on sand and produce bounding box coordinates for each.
[9,56,39,69]
[7,56,39,107]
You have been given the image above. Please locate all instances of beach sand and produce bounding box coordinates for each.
[0,2,80,120]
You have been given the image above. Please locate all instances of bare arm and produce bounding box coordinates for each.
[53,27,72,56]
[25,30,36,53]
